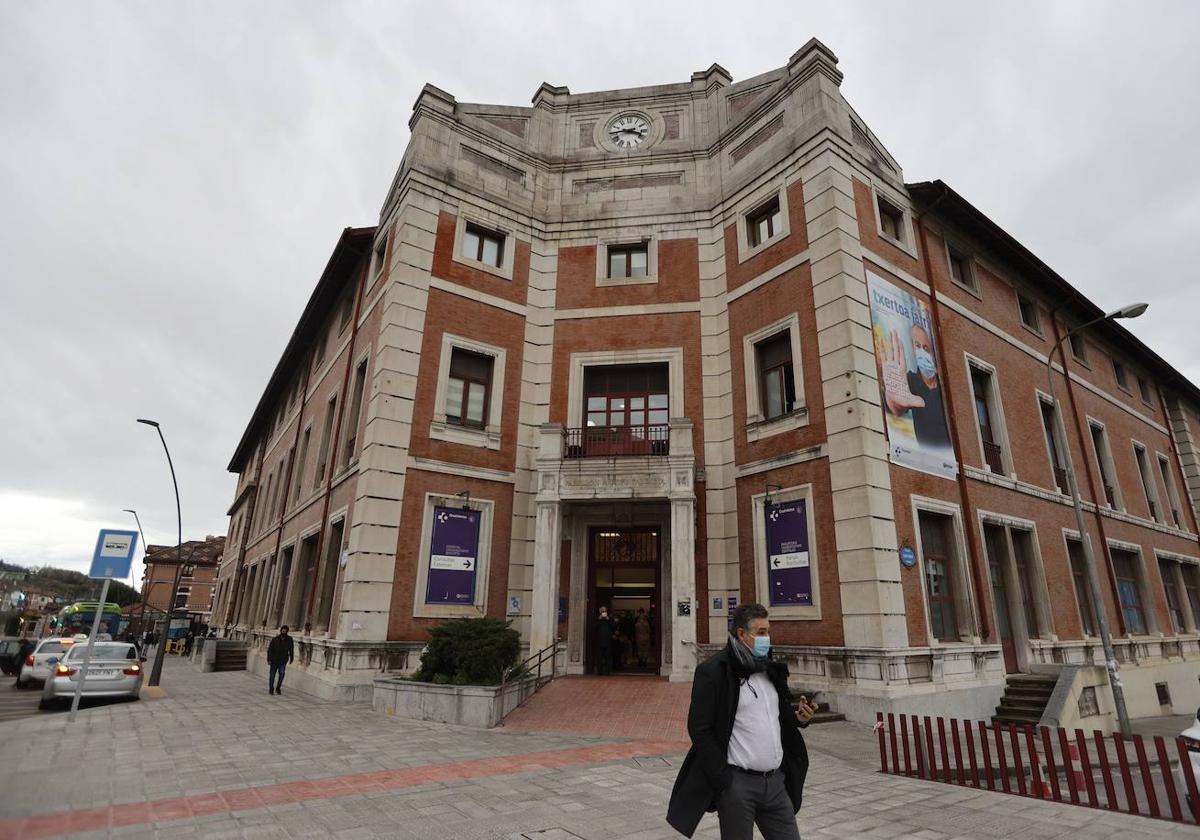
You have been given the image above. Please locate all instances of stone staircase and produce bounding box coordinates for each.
[212,642,248,672]
[992,673,1056,727]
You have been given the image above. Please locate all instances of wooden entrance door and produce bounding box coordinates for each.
[587,527,660,674]
[988,559,1019,674]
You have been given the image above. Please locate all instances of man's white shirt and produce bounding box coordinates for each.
[726,671,784,772]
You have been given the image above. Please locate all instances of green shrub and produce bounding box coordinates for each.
[414,618,521,686]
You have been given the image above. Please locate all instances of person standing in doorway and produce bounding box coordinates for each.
[666,603,815,839]
[267,625,294,695]
[634,608,652,668]
[594,608,613,676]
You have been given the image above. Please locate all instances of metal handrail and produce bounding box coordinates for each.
[500,640,558,714]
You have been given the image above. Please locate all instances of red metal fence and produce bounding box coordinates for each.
[876,713,1200,825]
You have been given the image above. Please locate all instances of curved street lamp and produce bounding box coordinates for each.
[136,418,184,688]
[1043,302,1147,736]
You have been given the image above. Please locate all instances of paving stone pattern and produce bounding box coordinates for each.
[0,662,1194,839]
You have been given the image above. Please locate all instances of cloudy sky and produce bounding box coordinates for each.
[2,1,1198,586]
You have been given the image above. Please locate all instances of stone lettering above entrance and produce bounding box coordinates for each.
[559,472,667,497]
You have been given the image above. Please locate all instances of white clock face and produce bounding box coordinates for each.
[607,114,650,150]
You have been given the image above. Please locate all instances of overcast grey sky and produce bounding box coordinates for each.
[2,1,1198,586]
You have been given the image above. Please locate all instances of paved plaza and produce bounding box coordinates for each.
[0,661,1195,839]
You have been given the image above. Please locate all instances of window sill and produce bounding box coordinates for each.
[745,407,809,442]
[452,252,512,282]
[949,278,982,300]
[739,230,788,264]
[1020,322,1045,341]
[597,274,658,287]
[877,230,917,260]
[430,420,501,450]
[1070,355,1090,369]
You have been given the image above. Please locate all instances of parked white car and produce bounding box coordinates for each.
[39,641,143,709]
[1182,707,1200,821]
[16,637,77,688]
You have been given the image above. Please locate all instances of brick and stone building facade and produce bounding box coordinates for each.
[213,40,1200,722]
[142,536,224,625]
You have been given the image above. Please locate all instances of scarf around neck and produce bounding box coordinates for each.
[728,632,767,678]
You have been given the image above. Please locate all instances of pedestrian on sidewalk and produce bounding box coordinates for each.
[666,603,815,840]
[267,625,294,695]
[593,607,613,676]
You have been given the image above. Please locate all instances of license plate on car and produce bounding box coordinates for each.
[88,669,116,678]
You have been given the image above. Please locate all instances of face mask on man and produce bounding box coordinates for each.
[914,348,936,380]
[751,635,771,658]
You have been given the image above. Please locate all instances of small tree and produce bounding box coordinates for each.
[414,617,520,685]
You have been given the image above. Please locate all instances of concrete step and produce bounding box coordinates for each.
[998,695,1050,710]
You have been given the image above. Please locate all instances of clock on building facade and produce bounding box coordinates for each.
[607,113,650,150]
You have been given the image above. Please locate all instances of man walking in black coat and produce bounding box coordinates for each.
[667,603,815,839]
[593,607,613,675]
[266,625,294,695]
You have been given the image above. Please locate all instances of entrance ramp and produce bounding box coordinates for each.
[499,675,690,741]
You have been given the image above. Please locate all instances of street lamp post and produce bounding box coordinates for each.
[136,418,184,688]
[1044,302,1146,737]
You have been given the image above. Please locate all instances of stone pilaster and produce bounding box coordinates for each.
[800,144,907,649]
[529,500,562,655]
[669,495,698,681]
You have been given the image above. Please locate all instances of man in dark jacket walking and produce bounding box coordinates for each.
[266,625,294,695]
[593,607,614,675]
[667,603,815,839]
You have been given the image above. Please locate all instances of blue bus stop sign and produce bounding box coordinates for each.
[89,529,139,579]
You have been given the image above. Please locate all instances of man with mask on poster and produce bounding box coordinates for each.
[666,604,815,839]
[882,323,949,450]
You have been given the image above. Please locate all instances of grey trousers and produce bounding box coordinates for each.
[716,768,801,840]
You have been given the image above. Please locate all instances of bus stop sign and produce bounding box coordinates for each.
[90,529,138,579]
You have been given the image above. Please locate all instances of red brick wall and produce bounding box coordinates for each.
[431,212,530,306]
[724,180,809,292]
[555,238,700,310]
[387,469,514,641]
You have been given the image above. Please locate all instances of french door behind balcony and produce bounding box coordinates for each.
[584,393,669,455]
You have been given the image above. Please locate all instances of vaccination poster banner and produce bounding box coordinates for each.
[425,506,480,605]
[866,270,958,480]
[765,499,812,607]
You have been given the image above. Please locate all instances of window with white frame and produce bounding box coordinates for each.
[314,393,338,487]
[431,335,506,449]
[916,508,972,642]
[1088,422,1121,509]
[947,245,976,292]
[1111,548,1150,634]
[746,196,782,248]
[1066,538,1096,637]
[742,316,806,439]
[1039,396,1069,494]
[1158,558,1189,633]
[1138,376,1153,405]
[341,358,368,468]
[1132,443,1162,523]
[756,331,796,420]
[1157,454,1184,528]
[877,194,906,244]
[1112,357,1131,392]
[462,222,504,268]
[968,362,1008,475]
[446,348,492,429]
[1017,293,1041,333]
[607,242,648,279]
[1068,331,1089,365]
[372,236,387,278]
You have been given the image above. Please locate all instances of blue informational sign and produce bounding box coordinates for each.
[89,529,139,579]
[765,500,812,607]
[425,507,480,605]
[899,545,917,568]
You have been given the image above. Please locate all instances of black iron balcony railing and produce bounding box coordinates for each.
[563,425,669,459]
[982,440,1004,474]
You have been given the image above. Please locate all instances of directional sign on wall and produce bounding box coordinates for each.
[764,500,811,607]
[425,506,480,605]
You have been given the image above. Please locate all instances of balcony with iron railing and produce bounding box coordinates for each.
[563,424,670,459]
[981,440,1004,474]
[536,419,695,502]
